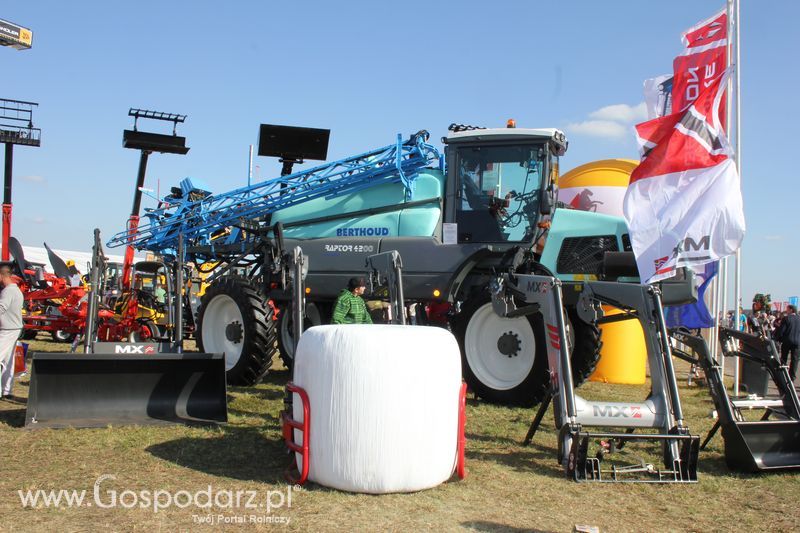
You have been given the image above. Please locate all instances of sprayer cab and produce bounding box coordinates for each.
[442,125,566,244]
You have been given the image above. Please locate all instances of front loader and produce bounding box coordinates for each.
[491,266,699,482]
[670,327,800,472]
[25,230,227,428]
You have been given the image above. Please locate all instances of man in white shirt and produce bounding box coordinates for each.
[0,263,24,399]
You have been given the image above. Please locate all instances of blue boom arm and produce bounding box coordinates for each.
[107,131,440,253]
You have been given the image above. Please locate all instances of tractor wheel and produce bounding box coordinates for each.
[451,293,548,407]
[276,302,327,370]
[20,330,38,341]
[196,276,277,386]
[564,306,603,387]
[51,330,76,343]
[129,320,159,342]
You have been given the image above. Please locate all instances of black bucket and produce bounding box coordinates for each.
[25,352,228,428]
[670,327,800,473]
[723,420,800,472]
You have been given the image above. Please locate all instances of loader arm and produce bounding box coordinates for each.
[492,272,699,482]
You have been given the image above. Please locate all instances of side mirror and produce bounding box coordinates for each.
[540,183,553,215]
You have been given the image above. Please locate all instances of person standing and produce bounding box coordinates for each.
[773,310,784,331]
[775,305,800,382]
[66,260,82,287]
[331,277,372,325]
[738,307,747,332]
[0,263,24,399]
[154,283,167,305]
[749,294,771,336]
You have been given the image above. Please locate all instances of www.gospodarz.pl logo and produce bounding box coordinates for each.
[18,474,298,519]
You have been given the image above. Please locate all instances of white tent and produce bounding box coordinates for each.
[21,245,144,275]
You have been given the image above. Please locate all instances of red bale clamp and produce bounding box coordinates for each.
[457,381,467,479]
[281,381,310,485]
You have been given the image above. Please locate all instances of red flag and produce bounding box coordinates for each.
[672,9,728,127]
[624,69,745,283]
[631,70,729,184]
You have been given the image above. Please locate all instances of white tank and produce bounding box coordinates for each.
[291,324,463,493]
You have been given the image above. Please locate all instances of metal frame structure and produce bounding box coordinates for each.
[107,131,440,254]
[1,98,40,260]
[366,250,406,325]
[492,272,699,482]
[670,327,800,472]
[0,98,40,146]
[119,108,189,291]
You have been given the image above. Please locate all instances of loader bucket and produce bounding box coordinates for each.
[25,352,227,428]
[722,421,800,472]
[669,327,800,473]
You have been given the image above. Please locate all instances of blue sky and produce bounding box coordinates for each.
[2,0,798,304]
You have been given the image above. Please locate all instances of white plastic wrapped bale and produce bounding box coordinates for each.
[291,324,463,493]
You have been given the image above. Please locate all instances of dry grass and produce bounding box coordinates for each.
[1,335,799,532]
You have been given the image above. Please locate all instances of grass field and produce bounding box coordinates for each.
[1,336,799,532]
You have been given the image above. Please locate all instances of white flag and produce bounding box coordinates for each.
[624,69,745,284]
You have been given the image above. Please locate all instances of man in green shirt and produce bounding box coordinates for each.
[332,277,373,325]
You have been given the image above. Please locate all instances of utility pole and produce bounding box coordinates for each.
[0,98,40,260]
[120,108,189,290]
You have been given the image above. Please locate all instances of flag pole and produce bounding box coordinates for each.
[710,273,719,361]
[720,256,728,372]
[710,1,736,369]
[720,0,735,375]
[731,0,743,395]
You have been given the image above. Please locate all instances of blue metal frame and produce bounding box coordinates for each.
[107,132,440,253]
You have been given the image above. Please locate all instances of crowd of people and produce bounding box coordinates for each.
[723,296,800,382]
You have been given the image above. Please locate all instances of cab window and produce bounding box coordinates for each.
[456,144,545,242]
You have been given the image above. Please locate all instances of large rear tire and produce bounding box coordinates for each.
[276,302,327,371]
[451,293,549,407]
[197,276,277,386]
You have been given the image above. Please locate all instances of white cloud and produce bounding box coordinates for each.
[566,120,629,139]
[764,235,784,241]
[21,175,45,183]
[567,102,647,140]
[31,216,46,224]
[589,103,648,123]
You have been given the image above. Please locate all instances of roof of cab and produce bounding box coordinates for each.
[445,127,565,143]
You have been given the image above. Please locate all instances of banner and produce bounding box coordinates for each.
[0,18,33,49]
[672,9,728,127]
[624,68,745,284]
[643,74,673,119]
[665,261,718,329]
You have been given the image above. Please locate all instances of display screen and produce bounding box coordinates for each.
[257,124,330,161]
